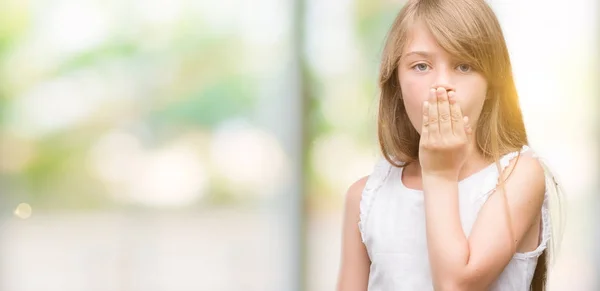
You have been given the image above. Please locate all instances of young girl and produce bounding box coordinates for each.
[336,0,564,290]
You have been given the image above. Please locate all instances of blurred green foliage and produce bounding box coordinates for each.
[0,0,404,211]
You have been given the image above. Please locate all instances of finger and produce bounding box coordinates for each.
[420,101,429,144]
[427,88,440,141]
[448,91,466,138]
[436,87,452,137]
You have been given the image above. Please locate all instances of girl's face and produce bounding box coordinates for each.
[398,20,488,135]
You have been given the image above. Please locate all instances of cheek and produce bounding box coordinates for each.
[455,79,487,122]
[400,77,430,132]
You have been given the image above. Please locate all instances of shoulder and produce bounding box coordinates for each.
[502,151,545,186]
[501,152,545,208]
[344,176,370,210]
[345,157,395,200]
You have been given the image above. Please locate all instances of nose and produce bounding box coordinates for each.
[431,67,455,92]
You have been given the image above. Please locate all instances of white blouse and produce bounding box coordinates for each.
[358,146,551,290]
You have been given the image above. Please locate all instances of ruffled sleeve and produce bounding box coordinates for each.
[358,158,393,243]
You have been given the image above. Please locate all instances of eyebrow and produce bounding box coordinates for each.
[402,51,433,58]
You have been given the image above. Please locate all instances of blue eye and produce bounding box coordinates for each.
[457,64,472,73]
[413,63,429,72]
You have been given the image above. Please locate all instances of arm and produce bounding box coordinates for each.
[336,176,371,291]
[423,156,545,290]
[419,88,545,290]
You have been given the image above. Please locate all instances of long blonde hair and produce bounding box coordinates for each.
[376,0,564,289]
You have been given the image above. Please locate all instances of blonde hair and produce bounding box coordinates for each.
[376,0,564,289]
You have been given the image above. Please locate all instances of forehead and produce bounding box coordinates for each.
[402,20,446,56]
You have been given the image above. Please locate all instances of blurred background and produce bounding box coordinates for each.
[0,0,597,290]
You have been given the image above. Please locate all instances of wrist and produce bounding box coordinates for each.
[421,171,459,182]
[421,172,459,192]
